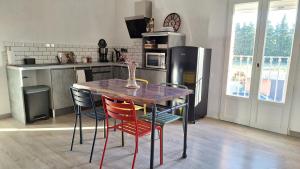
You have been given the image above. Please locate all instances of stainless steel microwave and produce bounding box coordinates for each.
[145,52,166,69]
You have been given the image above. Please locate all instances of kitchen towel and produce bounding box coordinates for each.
[76,70,86,83]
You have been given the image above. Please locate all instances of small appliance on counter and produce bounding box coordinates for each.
[98,39,108,62]
[56,51,75,64]
[113,48,128,62]
[24,58,36,65]
[145,52,166,69]
[81,56,92,63]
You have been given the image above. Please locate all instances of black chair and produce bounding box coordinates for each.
[69,87,106,163]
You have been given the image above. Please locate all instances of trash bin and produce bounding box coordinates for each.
[23,85,50,123]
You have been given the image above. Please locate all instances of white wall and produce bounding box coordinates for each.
[0,0,116,115]
[114,0,228,118]
[0,0,229,119]
[151,0,212,47]
[207,0,228,118]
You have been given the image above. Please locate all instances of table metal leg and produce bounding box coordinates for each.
[150,104,156,169]
[182,95,189,158]
[79,106,83,144]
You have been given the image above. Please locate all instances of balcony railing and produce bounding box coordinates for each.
[228,55,290,102]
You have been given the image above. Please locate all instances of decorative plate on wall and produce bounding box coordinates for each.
[163,13,181,32]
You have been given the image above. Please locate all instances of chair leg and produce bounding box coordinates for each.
[114,119,117,131]
[70,115,78,151]
[99,121,109,169]
[121,120,124,147]
[131,137,138,169]
[143,104,147,115]
[79,110,83,144]
[89,120,98,163]
[103,120,106,138]
[121,131,125,147]
[159,128,163,165]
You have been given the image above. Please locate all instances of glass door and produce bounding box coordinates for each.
[221,0,261,125]
[252,0,298,133]
[221,0,299,133]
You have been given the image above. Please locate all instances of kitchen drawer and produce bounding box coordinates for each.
[137,69,167,84]
[92,66,112,72]
[51,69,76,110]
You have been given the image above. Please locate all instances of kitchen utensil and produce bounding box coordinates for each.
[98,39,107,48]
[57,52,75,64]
[114,48,121,62]
[99,48,108,62]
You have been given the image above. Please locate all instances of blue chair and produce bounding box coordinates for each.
[140,83,189,155]
[69,87,106,163]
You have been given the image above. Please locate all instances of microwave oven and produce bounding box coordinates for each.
[145,52,166,69]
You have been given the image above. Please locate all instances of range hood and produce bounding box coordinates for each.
[125,15,150,39]
[125,1,152,39]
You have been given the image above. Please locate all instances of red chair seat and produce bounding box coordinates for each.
[112,120,160,137]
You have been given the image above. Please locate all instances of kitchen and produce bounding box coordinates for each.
[1,0,300,169]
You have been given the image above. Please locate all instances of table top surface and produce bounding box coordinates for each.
[73,79,193,104]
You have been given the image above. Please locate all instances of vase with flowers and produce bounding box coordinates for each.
[120,53,140,89]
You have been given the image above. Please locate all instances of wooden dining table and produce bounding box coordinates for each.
[73,79,193,169]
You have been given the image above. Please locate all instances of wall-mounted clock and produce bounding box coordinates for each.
[163,13,181,32]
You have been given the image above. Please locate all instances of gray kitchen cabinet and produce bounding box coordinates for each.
[137,69,167,84]
[51,69,76,110]
[113,66,128,79]
[92,66,113,80]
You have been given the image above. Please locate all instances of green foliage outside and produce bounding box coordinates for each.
[233,16,295,57]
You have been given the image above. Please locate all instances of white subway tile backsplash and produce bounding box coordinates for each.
[24,51,33,56]
[14,51,24,56]
[51,52,58,56]
[39,56,47,59]
[43,52,50,55]
[46,47,55,52]
[56,48,63,51]
[14,42,24,47]
[5,41,143,65]
[29,47,38,51]
[3,41,14,46]
[34,51,43,56]
[12,47,29,52]
[24,42,34,47]
[39,48,47,52]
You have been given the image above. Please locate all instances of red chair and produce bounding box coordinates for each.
[100,95,163,169]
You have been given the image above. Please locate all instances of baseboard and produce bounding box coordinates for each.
[0,113,12,119]
[289,130,300,138]
[52,107,73,117]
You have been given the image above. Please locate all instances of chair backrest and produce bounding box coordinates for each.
[101,95,137,122]
[161,83,189,106]
[136,78,149,85]
[70,86,94,108]
[160,83,188,89]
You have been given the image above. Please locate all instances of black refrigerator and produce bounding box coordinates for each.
[168,46,211,123]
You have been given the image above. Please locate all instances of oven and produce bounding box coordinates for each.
[145,52,166,69]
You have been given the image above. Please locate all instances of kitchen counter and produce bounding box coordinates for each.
[7,62,126,71]
[7,62,167,72]
[6,62,167,124]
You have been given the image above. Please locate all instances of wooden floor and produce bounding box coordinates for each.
[0,114,300,169]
